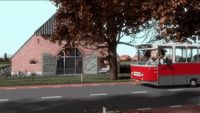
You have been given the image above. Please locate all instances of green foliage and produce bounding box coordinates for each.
[120,61,135,66]
[0,61,10,68]
[0,75,130,87]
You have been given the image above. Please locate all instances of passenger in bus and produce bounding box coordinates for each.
[158,49,165,64]
[159,49,172,64]
[191,54,200,62]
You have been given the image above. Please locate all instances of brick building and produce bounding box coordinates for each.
[11,15,108,76]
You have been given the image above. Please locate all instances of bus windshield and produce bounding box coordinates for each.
[138,49,158,65]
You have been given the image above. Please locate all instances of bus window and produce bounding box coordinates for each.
[138,50,151,64]
[191,54,200,62]
[190,47,200,62]
[158,47,172,64]
[175,47,186,63]
[187,47,198,62]
[138,49,158,65]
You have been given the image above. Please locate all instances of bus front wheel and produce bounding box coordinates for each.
[190,79,198,87]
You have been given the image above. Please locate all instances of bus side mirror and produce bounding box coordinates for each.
[165,58,172,65]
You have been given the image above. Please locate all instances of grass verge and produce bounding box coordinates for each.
[0,74,130,87]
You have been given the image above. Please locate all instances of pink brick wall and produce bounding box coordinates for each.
[11,35,102,75]
[11,35,62,75]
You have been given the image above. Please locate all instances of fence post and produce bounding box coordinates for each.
[81,74,83,83]
[103,106,106,113]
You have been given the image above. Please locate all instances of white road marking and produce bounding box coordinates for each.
[132,91,148,94]
[0,99,9,102]
[169,105,183,108]
[41,96,63,99]
[90,93,108,96]
[138,107,152,110]
[168,89,184,92]
[30,87,39,89]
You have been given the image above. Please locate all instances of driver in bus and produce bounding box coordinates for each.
[148,50,158,65]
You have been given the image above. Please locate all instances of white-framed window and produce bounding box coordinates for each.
[187,47,198,62]
[175,47,186,63]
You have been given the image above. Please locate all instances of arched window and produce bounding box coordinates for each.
[56,48,82,74]
[29,59,38,64]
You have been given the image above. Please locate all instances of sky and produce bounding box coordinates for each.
[0,0,136,58]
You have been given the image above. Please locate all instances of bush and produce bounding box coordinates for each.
[0,74,130,86]
[120,65,130,73]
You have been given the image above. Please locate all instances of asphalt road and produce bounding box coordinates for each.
[0,84,199,113]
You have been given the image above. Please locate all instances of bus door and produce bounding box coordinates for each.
[158,46,174,86]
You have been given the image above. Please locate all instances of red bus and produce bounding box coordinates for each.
[131,43,200,87]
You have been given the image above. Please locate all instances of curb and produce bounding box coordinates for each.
[0,82,136,90]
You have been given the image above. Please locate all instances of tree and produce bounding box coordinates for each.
[51,0,199,79]
[52,0,155,80]
[147,0,200,42]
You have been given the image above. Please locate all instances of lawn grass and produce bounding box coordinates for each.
[0,74,131,87]
[120,61,136,65]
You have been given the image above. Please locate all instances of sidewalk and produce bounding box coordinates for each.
[150,105,200,113]
[0,81,136,90]
[120,105,200,113]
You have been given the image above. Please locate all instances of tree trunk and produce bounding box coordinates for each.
[108,46,118,80]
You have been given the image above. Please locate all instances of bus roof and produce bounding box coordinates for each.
[136,43,200,50]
